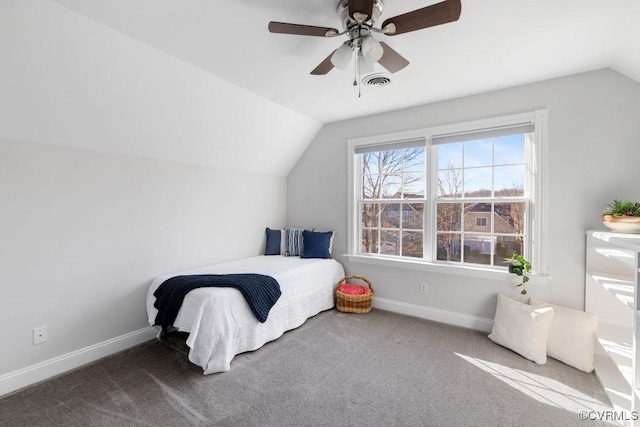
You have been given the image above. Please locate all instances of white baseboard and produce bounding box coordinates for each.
[0,326,157,397]
[372,297,494,333]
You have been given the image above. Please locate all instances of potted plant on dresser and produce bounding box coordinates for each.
[602,200,640,233]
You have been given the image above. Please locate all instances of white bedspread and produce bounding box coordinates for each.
[146,255,345,374]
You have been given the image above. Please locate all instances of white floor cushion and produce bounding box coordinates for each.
[529,298,598,373]
[489,294,554,364]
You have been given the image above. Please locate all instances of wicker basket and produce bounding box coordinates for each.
[336,275,373,314]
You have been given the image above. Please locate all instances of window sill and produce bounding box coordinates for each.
[343,254,550,285]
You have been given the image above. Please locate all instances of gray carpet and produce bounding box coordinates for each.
[0,309,615,426]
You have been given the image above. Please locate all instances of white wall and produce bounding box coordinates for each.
[0,138,286,376]
[0,0,296,388]
[287,69,640,324]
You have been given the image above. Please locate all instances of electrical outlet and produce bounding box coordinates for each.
[33,326,47,345]
[419,282,428,294]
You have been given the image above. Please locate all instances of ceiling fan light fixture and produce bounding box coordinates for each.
[331,42,353,70]
[358,52,376,75]
[361,35,383,63]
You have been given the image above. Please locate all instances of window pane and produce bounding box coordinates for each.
[381,230,399,255]
[493,236,524,267]
[494,165,525,197]
[362,151,380,175]
[362,203,379,228]
[379,149,405,187]
[403,172,424,198]
[437,203,461,231]
[402,231,423,258]
[464,167,492,198]
[437,169,463,198]
[381,174,402,199]
[463,234,492,265]
[403,203,423,229]
[362,151,380,199]
[404,147,425,172]
[464,203,491,232]
[381,203,400,228]
[437,234,461,262]
[494,202,526,234]
[437,143,462,169]
[494,134,525,165]
[363,174,378,199]
[358,146,427,260]
[464,139,493,167]
[361,229,378,254]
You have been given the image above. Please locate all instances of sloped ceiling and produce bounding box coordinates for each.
[5,1,640,176]
[49,0,640,123]
[0,0,322,176]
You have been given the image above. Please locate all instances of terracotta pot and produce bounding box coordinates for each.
[602,214,640,233]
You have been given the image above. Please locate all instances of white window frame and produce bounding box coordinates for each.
[346,110,548,280]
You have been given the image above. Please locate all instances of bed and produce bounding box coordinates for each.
[146,255,345,374]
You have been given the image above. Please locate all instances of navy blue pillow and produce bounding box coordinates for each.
[301,230,333,259]
[265,228,283,255]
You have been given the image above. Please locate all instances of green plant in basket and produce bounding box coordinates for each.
[506,252,531,295]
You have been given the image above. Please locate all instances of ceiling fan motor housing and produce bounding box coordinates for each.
[338,0,384,30]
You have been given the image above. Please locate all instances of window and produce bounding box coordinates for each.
[475,217,488,227]
[359,141,426,258]
[348,111,546,274]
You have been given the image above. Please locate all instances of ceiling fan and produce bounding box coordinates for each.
[268,0,461,79]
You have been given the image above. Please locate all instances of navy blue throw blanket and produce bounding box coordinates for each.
[153,274,281,336]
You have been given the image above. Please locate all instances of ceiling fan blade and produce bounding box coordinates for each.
[378,42,410,73]
[310,51,336,75]
[382,0,461,36]
[268,21,339,37]
[349,0,374,22]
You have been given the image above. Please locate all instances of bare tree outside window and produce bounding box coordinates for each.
[361,146,425,256]
[436,163,463,261]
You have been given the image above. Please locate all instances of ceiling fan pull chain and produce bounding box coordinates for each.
[354,45,361,98]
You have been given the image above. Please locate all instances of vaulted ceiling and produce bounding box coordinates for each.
[5,1,638,176]
[50,0,640,123]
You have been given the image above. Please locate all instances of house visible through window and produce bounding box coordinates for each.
[349,111,546,272]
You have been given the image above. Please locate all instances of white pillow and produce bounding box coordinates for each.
[529,298,598,373]
[489,294,554,364]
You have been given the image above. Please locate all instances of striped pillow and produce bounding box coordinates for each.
[285,228,305,256]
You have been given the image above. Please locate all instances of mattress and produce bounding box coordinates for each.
[146,255,345,374]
